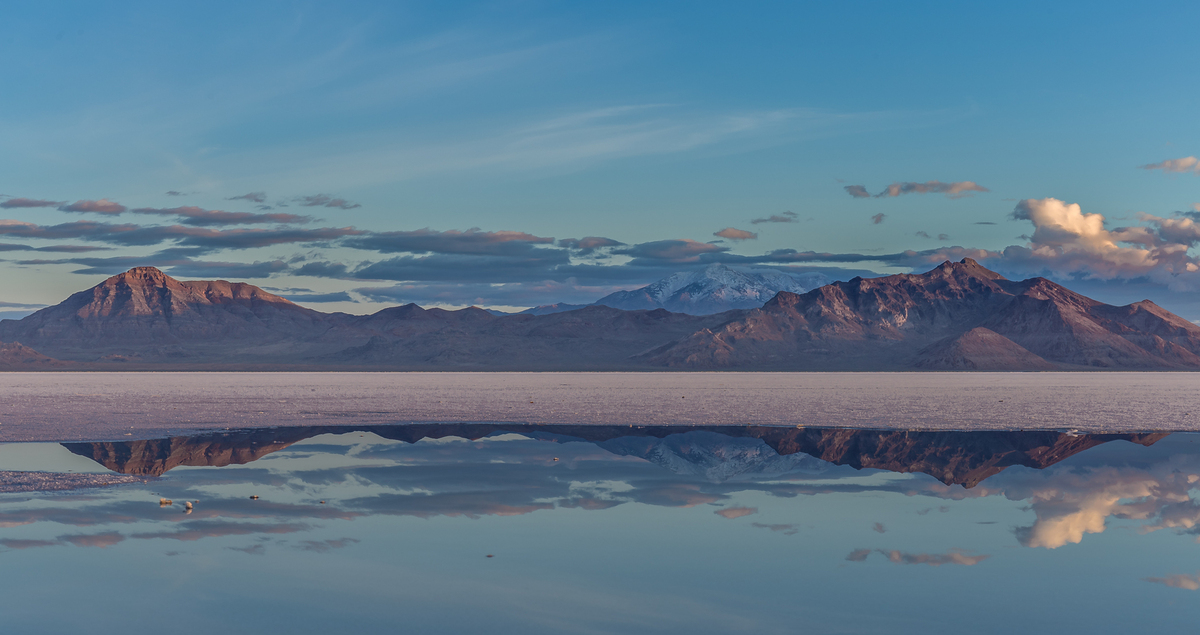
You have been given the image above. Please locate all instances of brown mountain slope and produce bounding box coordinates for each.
[913,327,1055,370]
[644,258,1200,370]
[0,341,64,368]
[0,267,341,362]
[327,305,736,368]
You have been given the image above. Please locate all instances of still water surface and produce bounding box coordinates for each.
[1,424,1198,634]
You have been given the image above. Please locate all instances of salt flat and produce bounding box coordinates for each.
[1,372,1198,442]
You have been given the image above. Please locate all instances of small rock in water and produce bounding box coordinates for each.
[159,498,172,506]
[185,502,193,510]
[249,495,259,500]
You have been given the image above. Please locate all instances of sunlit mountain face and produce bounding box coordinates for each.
[3,425,1199,634]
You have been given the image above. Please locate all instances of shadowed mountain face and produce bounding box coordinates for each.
[5,260,1200,369]
[64,424,1166,487]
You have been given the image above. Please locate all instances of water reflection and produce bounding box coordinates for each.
[2,425,1199,634]
[63,423,1165,485]
[34,425,1200,552]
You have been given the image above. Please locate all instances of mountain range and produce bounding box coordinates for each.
[63,423,1166,487]
[4,259,1200,370]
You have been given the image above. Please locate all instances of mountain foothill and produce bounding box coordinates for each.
[4,259,1200,371]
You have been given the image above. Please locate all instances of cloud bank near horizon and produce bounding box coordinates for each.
[8,188,1200,309]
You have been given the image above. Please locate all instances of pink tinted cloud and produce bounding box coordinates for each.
[878,549,989,566]
[59,199,127,214]
[713,227,757,241]
[1144,573,1200,590]
[131,206,312,226]
[1141,156,1200,174]
[715,506,757,519]
[875,181,989,199]
[0,197,63,208]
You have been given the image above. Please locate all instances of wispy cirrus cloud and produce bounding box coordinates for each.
[1141,156,1200,174]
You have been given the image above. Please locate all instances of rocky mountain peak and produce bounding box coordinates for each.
[934,257,1006,280]
[106,266,173,285]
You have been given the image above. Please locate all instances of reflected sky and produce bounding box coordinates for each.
[2,426,1200,634]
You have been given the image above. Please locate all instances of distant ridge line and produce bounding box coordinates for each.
[3,259,1200,371]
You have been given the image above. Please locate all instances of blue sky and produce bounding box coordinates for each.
[2,0,1199,316]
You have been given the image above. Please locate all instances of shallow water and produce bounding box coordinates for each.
[1,424,1199,634]
[2,371,1200,441]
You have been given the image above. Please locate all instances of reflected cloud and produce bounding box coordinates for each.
[296,538,359,553]
[59,532,125,548]
[0,425,1193,556]
[877,549,989,566]
[1144,573,1200,590]
[131,521,311,542]
[715,507,757,519]
[845,548,871,562]
[0,538,61,550]
[751,522,797,536]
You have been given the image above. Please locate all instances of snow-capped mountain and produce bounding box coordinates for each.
[596,431,831,482]
[593,264,831,315]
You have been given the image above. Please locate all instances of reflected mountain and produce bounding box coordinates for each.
[64,424,1166,487]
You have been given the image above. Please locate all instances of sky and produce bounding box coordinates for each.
[2,0,1199,318]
